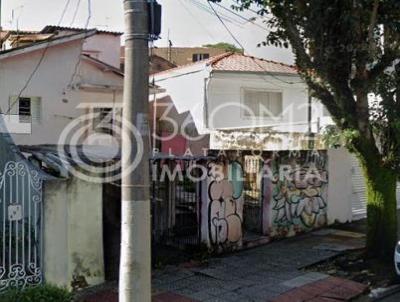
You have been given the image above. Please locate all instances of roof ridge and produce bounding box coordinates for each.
[228,52,296,69]
[0,30,97,57]
[153,52,232,77]
[41,25,123,36]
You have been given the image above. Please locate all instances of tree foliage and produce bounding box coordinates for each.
[203,42,243,53]
[211,0,400,258]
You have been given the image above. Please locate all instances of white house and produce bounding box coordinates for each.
[0,26,126,146]
[153,52,331,154]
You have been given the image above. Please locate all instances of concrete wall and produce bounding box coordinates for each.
[43,177,104,289]
[200,151,329,251]
[201,158,245,252]
[267,151,328,238]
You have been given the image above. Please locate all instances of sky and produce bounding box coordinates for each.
[2,0,294,64]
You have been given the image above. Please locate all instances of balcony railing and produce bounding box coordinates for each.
[0,114,32,134]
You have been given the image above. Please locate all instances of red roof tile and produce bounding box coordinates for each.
[153,52,298,77]
[211,53,297,74]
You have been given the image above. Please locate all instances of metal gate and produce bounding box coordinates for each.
[0,161,43,291]
[151,159,202,247]
[243,156,262,234]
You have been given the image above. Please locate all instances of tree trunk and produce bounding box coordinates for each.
[362,162,398,259]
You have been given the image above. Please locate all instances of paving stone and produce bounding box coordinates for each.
[281,272,328,288]
[203,297,232,302]
[187,291,215,301]
[203,286,230,296]
[153,292,198,302]
[321,285,364,300]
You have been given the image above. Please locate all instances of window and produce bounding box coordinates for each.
[9,96,41,123]
[18,98,31,118]
[93,107,114,134]
[192,53,210,62]
[242,89,283,118]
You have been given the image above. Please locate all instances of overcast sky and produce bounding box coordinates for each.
[2,0,294,64]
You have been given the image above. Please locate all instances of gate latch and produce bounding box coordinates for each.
[8,204,22,221]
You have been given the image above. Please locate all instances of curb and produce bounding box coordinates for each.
[369,284,400,301]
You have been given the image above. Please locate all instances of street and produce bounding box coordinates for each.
[78,228,367,302]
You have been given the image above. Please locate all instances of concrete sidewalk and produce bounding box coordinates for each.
[79,229,367,302]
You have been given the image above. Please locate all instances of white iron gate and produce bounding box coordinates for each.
[0,161,43,291]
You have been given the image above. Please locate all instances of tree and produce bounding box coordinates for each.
[212,0,400,259]
[203,42,243,53]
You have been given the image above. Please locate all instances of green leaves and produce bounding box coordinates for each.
[0,285,72,302]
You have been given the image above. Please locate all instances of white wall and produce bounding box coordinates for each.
[43,177,104,289]
[0,40,123,146]
[84,34,121,68]
[207,72,310,133]
[154,63,209,135]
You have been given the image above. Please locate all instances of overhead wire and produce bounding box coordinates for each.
[206,0,303,86]
[70,0,82,26]
[67,0,93,88]
[206,0,245,51]
[188,0,244,27]
[212,1,270,32]
[178,0,218,42]
[4,0,74,115]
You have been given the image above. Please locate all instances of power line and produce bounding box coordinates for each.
[59,0,73,25]
[67,0,92,89]
[188,0,244,27]
[5,0,74,115]
[212,2,270,32]
[206,0,245,50]
[70,0,82,26]
[178,0,218,42]
[206,0,302,86]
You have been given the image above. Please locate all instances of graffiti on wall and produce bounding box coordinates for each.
[270,152,328,237]
[207,160,244,248]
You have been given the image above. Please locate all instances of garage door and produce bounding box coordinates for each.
[351,155,400,221]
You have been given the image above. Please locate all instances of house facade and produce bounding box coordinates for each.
[0,26,124,146]
[153,52,330,155]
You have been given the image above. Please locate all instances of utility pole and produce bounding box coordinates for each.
[120,1,151,301]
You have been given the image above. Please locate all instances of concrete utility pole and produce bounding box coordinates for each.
[120,1,151,301]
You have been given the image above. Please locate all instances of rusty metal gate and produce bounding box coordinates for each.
[243,156,263,234]
[151,158,202,247]
[0,161,43,291]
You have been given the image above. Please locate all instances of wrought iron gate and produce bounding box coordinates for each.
[0,161,43,291]
[151,159,202,247]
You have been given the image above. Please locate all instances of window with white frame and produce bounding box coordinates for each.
[242,88,283,118]
[9,96,41,123]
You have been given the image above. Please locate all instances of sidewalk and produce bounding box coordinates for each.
[78,229,368,302]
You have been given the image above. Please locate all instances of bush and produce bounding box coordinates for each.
[0,284,73,302]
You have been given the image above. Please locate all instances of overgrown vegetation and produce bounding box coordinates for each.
[203,42,243,53]
[0,285,72,302]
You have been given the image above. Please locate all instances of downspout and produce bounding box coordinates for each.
[307,92,315,149]
[204,77,210,129]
